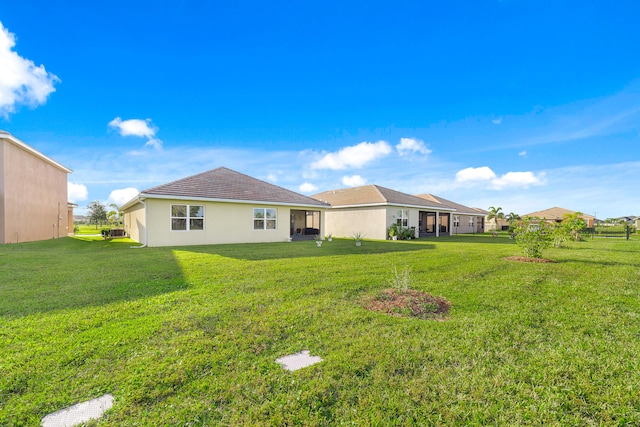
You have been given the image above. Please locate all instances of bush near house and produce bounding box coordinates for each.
[2,235,640,425]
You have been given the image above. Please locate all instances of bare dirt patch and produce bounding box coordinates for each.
[504,256,555,263]
[362,289,451,320]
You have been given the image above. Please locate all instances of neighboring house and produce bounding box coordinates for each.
[120,167,329,247]
[415,194,487,234]
[311,185,455,240]
[0,131,73,244]
[484,216,510,232]
[524,207,596,228]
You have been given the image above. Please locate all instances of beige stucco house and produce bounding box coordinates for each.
[416,194,487,234]
[121,167,329,247]
[524,207,596,228]
[311,185,456,240]
[0,131,73,244]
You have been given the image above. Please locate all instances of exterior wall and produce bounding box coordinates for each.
[128,198,324,247]
[0,139,69,244]
[486,217,508,231]
[123,201,146,244]
[451,214,485,234]
[324,206,388,240]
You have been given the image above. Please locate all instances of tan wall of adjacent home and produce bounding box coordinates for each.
[451,214,485,234]
[0,138,69,244]
[125,198,325,247]
[123,201,146,244]
[326,206,434,240]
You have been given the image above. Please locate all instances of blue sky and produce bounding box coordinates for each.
[2,1,640,218]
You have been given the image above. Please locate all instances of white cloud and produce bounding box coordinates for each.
[455,166,497,182]
[455,166,544,189]
[143,138,163,150]
[68,182,88,202]
[492,171,545,189]
[109,117,163,150]
[342,175,367,187]
[396,137,431,157]
[108,187,139,206]
[492,117,503,125]
[108,117,157,138]
[519,151,527,157]
[311,141,392,170]
[0,22,59,117]
[299,182,318,193]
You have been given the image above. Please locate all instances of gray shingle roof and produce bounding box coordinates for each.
[312,185,451,209]
[415,194,487,215]
[141,167,328,207]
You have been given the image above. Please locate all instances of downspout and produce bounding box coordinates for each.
[130,196,147,249]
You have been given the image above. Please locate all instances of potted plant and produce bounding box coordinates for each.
[325,233,333,242]
[353,231,364,246]
[315,235,323,247]
[388,224,398,240]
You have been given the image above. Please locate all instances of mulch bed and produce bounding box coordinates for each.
[504,256,555,263]
[362,289,451,320]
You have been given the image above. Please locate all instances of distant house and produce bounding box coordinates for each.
[415,194,487,234]
[524,207,596,228]
[0,131,73,244]
[311,185,455,240]
[120,167,328,247]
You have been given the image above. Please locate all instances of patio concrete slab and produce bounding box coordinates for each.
[41,394,114,427]
[276,350,322,371]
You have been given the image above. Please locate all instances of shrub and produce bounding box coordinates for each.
[514,217,552,258]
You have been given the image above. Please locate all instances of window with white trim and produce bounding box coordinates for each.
[396,209,409,227]
[171,204,204,231]
[254,208,277,230]
[453,216,460,227]
[469,218,474,227]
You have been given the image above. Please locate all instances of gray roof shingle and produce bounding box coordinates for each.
[141,167,328,207]
[312,185,452,209]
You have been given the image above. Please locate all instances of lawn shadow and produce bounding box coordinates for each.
[0,237,188,318]
[175,238,435,261]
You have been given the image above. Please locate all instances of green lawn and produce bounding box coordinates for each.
[2,235,640,425]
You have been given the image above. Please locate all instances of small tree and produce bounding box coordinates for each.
[551,222,571,248]
[561,211,587,241]
[514,216,552,259]
[107,203,123,226]
[87,201,108,228]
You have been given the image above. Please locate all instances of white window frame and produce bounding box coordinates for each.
[453,216,460,227]
[396,209,409,227]
[253,208,277,230]
[171,204,205,231]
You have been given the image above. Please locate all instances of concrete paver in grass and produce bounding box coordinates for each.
[41,394,114,427]
[276,350,322,371]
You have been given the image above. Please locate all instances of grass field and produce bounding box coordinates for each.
[2,235,640,425]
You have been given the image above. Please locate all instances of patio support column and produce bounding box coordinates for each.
[435,211,440,237]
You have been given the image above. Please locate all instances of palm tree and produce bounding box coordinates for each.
[107,203,122,226]
[487,206,505,232]
[505,212,521,229]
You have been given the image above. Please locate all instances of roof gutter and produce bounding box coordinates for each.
[135,193,329,209]
[326,202,456,211]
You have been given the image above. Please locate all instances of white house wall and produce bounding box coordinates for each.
[324,206,387,240]
[131,198,323,247]
[123,202,146,244]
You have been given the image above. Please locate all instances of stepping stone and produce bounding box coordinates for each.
[41,394,114,427]
[276,350,322,371]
